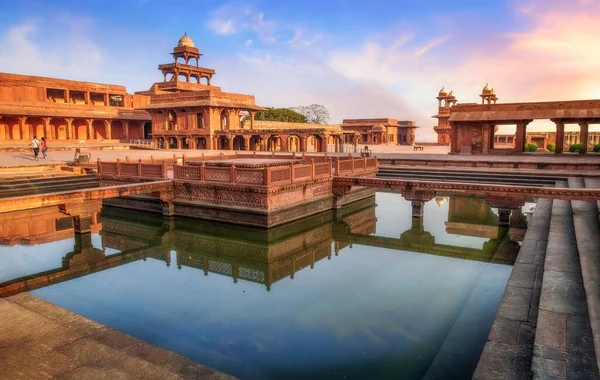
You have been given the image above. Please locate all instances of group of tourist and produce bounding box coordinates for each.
[30,137,48,161]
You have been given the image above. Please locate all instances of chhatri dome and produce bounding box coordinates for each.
[482,83,493,95]
[177,33,195,48]
[447,90,456,99]
[438,87,448,97]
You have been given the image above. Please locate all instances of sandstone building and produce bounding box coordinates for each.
[340,118,417,146]
[433,85,600,154]
[0,73,151,142]
[0,33,417,152]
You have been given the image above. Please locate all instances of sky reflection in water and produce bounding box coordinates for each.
[3,192,517,380]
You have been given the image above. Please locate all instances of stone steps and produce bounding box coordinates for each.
[475,178,600,379]
[0,174,99,198]
[377,167,562,186]
[573,177,600,376]
[532,180,598,379]
[0,174,97,188]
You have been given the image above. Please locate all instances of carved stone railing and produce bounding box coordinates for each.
[97,154,378,183]
[173,160,332,185]
[97,159,167,179]
[332,156,378,176]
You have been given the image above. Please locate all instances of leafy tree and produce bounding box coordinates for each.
[253,108,308,123]
[290,104,330,124]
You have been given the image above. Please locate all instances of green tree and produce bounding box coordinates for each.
[253,108,308,123]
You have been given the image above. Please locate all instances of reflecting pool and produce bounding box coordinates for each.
[0,192,529,379]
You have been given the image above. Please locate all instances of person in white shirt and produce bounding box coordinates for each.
[31,136,40,160]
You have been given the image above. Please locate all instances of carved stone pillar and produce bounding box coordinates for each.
[42,117,52,140]
[515,121,528,153]
[104,120,112,140]
[401,190,435,219]
[123,120,129,139]
[227,136,234,150]
[579,121,589,153]
[73,215,92,234]
[86,119,94,140]
[18,116,28,140]
[280,135,289,152]
[65,118,73,140]
[243,136,251,151]
[554,119,565,154]
[301,137,308,152]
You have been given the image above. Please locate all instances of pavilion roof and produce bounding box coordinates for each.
[139,99,264,111]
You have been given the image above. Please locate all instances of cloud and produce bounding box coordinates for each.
[207,19,237,36]
[0,19,104,80]
[205,3,320,48]
[325,0,600,139]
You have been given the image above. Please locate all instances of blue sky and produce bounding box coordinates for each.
[1,0,599,140]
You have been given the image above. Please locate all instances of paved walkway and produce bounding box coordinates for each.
[0,293,234,380]
[0,143,598,167]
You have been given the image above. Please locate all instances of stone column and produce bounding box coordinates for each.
[450,124,458,153]
[177,137,183,150]
[104,120,112,140]
[86,119,93,140]
[73,215,92,234]
[243,136,251,151]
[411,200,425,218]
[250,112,255,130]
[554,120,564,154]
[42,117,52,140]
[515,121,527,153]
[227,137,234,150]
[123,120,129,139]
[498,208,511,227]
[18,116,28,140]
[65,118,73,140]
[579,121,589,153]
[280,135,289,152]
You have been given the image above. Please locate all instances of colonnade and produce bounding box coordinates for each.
[0,115,150,141]
[153,132,359,153]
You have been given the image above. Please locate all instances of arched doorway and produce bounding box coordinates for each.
[233,136,246,150]
[287,135,301,152]
[250,135,262,151]
[218,136,229,150]
[267,136,281,151]
[196,137,207,149]
[92,120,105,140]
[53,118,68,140]
[309,135,323,152]
[143,122,152,140]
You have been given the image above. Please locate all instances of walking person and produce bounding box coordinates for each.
[41,137,48,159]
[31,136,40,160]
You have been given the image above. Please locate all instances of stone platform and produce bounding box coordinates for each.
[0,293,234,380]
[97,154,379,228]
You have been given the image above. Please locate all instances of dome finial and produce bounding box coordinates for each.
[177,33,195,48]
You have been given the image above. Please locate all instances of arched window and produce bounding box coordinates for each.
[220,110,228,130]
[168,111,177,131]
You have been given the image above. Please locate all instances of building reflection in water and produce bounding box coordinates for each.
[0,193,526,297]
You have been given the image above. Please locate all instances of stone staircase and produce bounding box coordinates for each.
[377,166,566,187]
[473,178,600,379]
[0,173,99,198]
